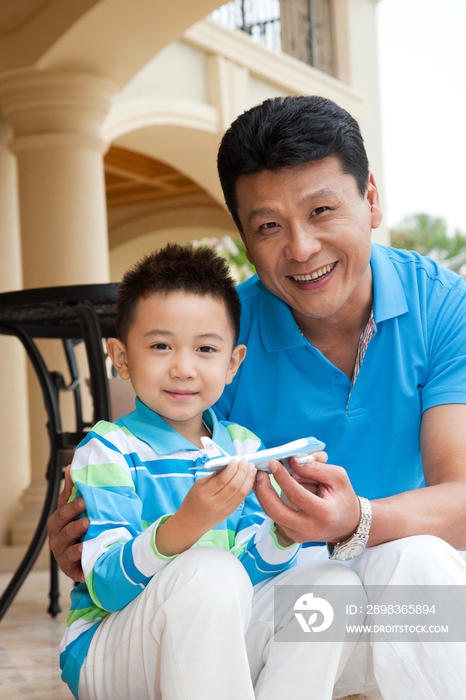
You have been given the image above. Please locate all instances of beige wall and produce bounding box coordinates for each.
[110,226,237,282]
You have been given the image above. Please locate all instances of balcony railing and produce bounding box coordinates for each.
[212,0,281,53]
[211,0,337,78]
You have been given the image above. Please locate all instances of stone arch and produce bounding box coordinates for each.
[105,97,225,205]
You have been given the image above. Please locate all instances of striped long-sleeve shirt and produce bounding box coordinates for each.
[60,398,300,698]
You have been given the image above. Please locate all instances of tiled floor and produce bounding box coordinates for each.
[0,569,74,699]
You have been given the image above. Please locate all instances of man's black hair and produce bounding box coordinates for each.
[116,243,241,344]
[217,95,369,231]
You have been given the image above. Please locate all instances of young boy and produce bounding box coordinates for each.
[59,243,301,700]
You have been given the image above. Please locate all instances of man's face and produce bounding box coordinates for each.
[235,156,382,330]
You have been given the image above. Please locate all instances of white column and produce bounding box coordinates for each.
[0,69,116,547]
[0,116,30,547]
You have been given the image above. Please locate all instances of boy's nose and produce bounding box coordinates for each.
[169,353,196,379]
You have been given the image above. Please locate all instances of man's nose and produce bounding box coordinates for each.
[284,223,321,262]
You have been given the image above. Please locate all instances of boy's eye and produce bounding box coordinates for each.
[197,346,216,353]
[151,343,170,350]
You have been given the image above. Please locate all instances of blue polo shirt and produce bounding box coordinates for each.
[215,244,466,501]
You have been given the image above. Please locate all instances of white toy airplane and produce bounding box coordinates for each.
[191,436,326,473]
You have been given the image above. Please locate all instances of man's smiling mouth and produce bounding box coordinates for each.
[291,262,336,283]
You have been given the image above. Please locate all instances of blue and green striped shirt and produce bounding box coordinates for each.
[60,398,299,698]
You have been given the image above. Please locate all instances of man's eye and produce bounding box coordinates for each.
[259,221,279,230]
[311,206,328,216]
[198,346,216,353]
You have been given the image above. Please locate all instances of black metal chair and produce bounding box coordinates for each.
[0,284,120,621]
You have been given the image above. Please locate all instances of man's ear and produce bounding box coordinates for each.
[106,338,130,380]
[366,172,383,230]
[226,344,247,385]
[238,228,255,267]
[244,246,255,266]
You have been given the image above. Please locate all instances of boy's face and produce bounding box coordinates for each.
[107,291,246,436]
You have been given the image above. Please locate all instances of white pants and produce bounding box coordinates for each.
[297,535,466,699]
[78,547,361,700]
[79,536,466,700]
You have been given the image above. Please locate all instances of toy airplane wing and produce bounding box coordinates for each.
[191,436,326,473]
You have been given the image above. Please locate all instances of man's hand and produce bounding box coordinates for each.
[286,451,327,496]
[156,458,256,557]
[255,457,360,545]
[47,464,89,583]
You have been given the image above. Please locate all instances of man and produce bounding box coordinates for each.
[49,96,466,698]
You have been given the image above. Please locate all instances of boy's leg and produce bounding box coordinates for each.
[79,547,256,700]
[246,558,365,700]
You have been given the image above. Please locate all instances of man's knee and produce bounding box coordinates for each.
[280,559,364,588]
[378,534,457,565]
[356,535,466,585]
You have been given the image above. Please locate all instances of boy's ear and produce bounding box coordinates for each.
[106,338,130,380]
[225,344,247,385]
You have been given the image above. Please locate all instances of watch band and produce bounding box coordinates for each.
[327,496,372,561]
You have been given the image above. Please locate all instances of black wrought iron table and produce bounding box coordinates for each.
[0,284,119,621]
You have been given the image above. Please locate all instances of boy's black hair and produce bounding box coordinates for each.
[116,243,241,344]
[217,95,369,232]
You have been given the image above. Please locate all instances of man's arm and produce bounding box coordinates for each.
[370,402,466,549]
[255,403,466,550]
[47,464,88,582]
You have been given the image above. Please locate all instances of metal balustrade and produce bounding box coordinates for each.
[211,0,337,77]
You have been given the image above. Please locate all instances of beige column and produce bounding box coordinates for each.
[206,55,249,132]
[345,0,388,244]
[0,116,30,547]
[0,70,116,286]
[0,69,116,547]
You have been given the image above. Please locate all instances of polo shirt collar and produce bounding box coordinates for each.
[257,244,408,352]
[370,243,408,322]
[118,398,234,455]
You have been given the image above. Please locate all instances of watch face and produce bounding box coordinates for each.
[335,540,365,561]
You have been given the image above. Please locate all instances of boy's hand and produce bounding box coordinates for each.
[156,458,256,557]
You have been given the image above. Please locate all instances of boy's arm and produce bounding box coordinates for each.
[223,425,301,585]
[155,457,256,556]
[71,425,178,612]
[230,489,300,585]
